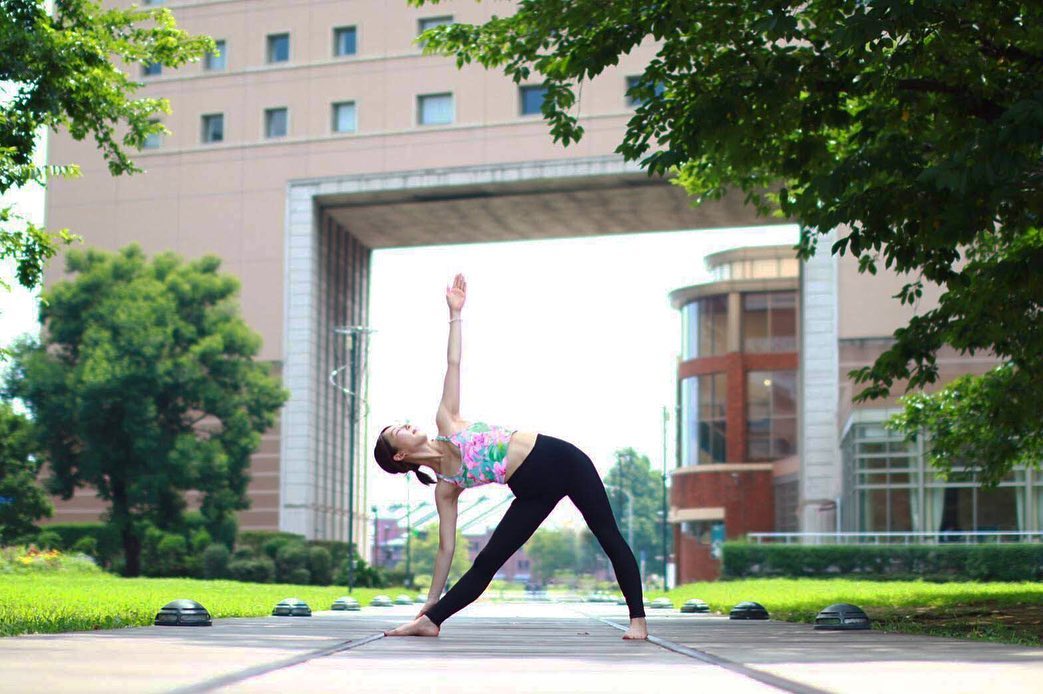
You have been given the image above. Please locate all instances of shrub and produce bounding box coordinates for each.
[308,546,333,585]
[190,528,213,554]
[35,530,61,549]
[71,536,98,558]
[722,542,1043,581]
[228,556,275,583]
[275,542,310,583]
[40,523,122,568]
[202,543,231,579]
[288,567,312,585]
[237,531,305,557]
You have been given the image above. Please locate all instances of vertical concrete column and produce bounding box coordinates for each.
[280,183,320,538]
[726,291,742,352]
[798,228,842,536]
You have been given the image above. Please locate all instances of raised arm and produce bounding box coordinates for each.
[436,274,465,433]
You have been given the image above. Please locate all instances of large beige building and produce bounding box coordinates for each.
[44,0,779,550]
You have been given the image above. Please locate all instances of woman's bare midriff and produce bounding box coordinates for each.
[503,431,538,483]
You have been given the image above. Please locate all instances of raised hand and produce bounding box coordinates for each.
[446,273,467,312]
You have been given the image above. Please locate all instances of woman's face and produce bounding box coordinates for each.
[385,422,427,457]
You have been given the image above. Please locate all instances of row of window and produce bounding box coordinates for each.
[143,16,454,77]
[142,79,655,148]
[680,369,797,465]
[681,291,798,360]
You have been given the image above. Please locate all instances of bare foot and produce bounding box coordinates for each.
[383,615,440,637]
[622,617,648,640]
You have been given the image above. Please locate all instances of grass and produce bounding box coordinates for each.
[3,573,1041,645]
[642,578,1043,646]
[0,573,418,637]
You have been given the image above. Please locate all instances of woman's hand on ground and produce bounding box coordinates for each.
[446,273,466,312]
[416,600,437,620]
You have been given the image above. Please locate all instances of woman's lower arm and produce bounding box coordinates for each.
[428,548,454,602]
[447,309,461,364]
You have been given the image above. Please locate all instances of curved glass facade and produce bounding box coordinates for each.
[681,295,727,360]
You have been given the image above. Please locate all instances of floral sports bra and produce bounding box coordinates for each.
[434,421,517,488]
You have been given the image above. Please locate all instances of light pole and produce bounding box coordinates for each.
[661,405,669,592]
[371,505,380,568]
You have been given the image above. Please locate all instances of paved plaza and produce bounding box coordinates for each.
[1,601,1041,693]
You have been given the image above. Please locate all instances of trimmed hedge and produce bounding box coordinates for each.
[38,523,122,567]
[722,542,1043,582]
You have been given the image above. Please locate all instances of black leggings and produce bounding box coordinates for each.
[424,434,646,626]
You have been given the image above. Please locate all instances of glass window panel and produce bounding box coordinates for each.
[681,302,698,360]
[697,295,727,356]
[977,486,1019,531]
[334,26,357,56]
[201,113,223,143]
[890,488,914,531]
[751,259,777,278]
[520,85,546,115]
[418,93,453,125]
[685,373,727,465]
[742,293,769,352]
[142,119,162,150]
[205,40,226,70]
[860,488,888,532]
[332,101,356,133]
[859,441,888,456]
[939,487,974,533]
[625,75,665,107]
[267,33,290,63]
[746,370,798,461]
[419,15,454,32]
[265,107,288,138]
[143,62,162,77]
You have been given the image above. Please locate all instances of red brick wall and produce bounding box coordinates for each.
[670,466,775,583]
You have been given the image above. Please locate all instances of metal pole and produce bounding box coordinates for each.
[661,405,669,592]
[372,505,379,568]
[405,481,412,587]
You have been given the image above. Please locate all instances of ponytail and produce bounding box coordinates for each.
[374,426,436,486]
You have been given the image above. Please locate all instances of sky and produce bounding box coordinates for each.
[0,120,799,534]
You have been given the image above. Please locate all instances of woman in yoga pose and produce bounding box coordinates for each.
[375,273,647,639]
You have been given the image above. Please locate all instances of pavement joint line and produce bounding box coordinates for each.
[168,632,385,694]
[571,609,832,694]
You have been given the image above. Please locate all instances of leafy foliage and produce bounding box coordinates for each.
[0,402,52,543]
[398,523,471,581]
[603,448,667,571]
[2,244,288,575]
[0,0,213,356]
[411,0,1043,482]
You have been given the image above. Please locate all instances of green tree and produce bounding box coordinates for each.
[412,0,1043,486]
[604,448,664,575]
[0,0,213,354]
[400,523,470,581]
[526,527,582,583]
[0,401,52,543]
[3,244,288,575]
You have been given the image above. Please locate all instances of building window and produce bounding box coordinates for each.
[205,40,227,71]
[681,295,727,360]
[519,85,546,116]
[518,559,529,570]
[742,291,797,352]
[746,370,797,461]
[774,477,799,532]
[332,101,357,133]
[625,75,665,107]
[142,62,162,77]
[141,119,162,150]
[143,0,164,4]
[418,15,453,33]
[264,108,288,138]
[267,33,290,63]
[333,26,357,56]
[201,113,224,143]
[418,93,453,125]
[681,373,727,465]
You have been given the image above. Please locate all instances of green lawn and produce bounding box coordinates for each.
[3,574,1041,645]
[644,579,1043,645]
[0,574,417,637]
